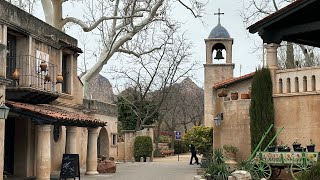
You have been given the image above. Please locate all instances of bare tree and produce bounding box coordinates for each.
[241,0,319,68]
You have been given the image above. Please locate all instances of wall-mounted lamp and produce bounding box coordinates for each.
[214,113,223,126]
[0,96,10,119]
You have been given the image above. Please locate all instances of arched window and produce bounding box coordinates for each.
[312,75,316,91]
[303,76,307,92]
[287,78,291,93]
[278,79,283,93]
[295,77,299,92]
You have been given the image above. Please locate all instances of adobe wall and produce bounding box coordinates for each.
[217,100,251,161]
[274,95,320,149]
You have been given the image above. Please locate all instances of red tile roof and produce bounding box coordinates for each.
[213,72,255,89]
[6,101,106,127]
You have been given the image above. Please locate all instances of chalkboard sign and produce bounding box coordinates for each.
[59,154,80,180]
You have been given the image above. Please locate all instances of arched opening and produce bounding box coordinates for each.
[278,79,283,93]
[97,127,109,159]
[212,43,227,64]
[303,76,307,92]
[295,77,299,92]
[312,75,316,91]
[287,78,291,93]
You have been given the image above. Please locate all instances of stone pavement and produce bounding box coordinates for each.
[80,153,199,180]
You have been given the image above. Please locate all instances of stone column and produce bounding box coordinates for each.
[266,43,280,94]
[85,127,99,175]
[65,126,78,154]
[36,124,51,180]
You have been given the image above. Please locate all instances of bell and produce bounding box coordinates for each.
[214,49,224,60]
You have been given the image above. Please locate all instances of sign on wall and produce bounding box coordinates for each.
[36,50,49,73]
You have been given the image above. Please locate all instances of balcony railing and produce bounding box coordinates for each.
[6,55,60,104]
[7,55,58,91]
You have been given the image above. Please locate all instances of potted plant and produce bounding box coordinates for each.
[267,145,276,152]
[292,138,301,151]
[307,139,315,152]
[240,93,250,99]
[217,88,228,97]
[223,145,239,160]
[231,91,238,100]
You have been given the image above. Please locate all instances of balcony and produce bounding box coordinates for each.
[6,55,61,104]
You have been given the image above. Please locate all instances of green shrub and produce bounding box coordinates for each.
[204,148,231,180]
[183,126,213,155]
[171,140,189,154]
[133,136,153,161]
[158,135,170,143]
[298,162,320,180]
[250,68,276,151]
[223,145,239,154]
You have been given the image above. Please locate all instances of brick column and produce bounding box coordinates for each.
[85,127,99,175]
[65,126,78,154]
[36,124,51,180]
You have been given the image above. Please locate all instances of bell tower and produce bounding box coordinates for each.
[204,8,235,127]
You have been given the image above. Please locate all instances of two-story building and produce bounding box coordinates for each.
[0,0,118,179]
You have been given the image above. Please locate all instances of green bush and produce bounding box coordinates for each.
[183,126,213,155]
[298,162,320,180]
[204,148,231,180]
[171,140,189,154]
[223,145,239,154]
[158,135,170,143]
[133,136,153,161]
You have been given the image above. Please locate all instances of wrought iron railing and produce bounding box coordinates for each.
[6,55,58,92]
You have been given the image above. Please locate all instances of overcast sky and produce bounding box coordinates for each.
[34,0,264,88]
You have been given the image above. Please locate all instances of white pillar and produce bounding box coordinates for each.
[36,124,51,180]
[266,43,280,94]
[85,127,99,175]
[65,126,77,154]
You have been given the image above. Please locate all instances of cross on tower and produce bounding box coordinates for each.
[214,8,224,25]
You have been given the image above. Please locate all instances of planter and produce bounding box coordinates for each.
[292,144,301,151]
[240,93,250,99]
[217,89,228,97]
[278,147,291,152]
[307,145,315,152]
[295,147,306,152]
[267,146,276,152]
[231,92,238,100]
[225,152,236,160]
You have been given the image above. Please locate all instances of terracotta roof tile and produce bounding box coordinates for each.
[213,72,255,89]
[6,101,106,127]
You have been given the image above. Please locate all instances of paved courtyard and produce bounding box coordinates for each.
[81,154,199,180]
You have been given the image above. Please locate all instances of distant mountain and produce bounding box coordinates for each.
[80,73,115,104]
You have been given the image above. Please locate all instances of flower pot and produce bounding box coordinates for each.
[307,145,315,152]
[295,147,306,152]
[267,146,276,152]
[292,144,301,151]
[225,152,236,160]
[44,75,51,82]
[231,92,238,100]
[241,93,250,99]
[40,61,48,72]
[217,89,228,97]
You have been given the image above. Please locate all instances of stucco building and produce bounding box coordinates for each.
[0,0,117,179]
[205,1,320,161]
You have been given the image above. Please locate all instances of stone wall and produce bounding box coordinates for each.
[274,95,320,149]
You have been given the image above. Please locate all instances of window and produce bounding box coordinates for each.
[112,134,117,146]
[286,78,291,93]
[62,54,70,94]
[278,79,283,93]
[303,76,307,92]
[295,77,299,92]
[312,75,316,91]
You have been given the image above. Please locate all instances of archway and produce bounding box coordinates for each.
[97,127,109,159]
[212,43,227,64]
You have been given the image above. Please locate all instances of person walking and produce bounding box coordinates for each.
[189,142,199,165]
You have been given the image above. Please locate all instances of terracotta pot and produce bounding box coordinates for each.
[225,152,236,160]
[231,92,238,100]
[12,68,20,81]
[56,73,63,83]
[217,89,228,97]
[44,75,51,82]
[241,93,250,99]
[40,61,47,71]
